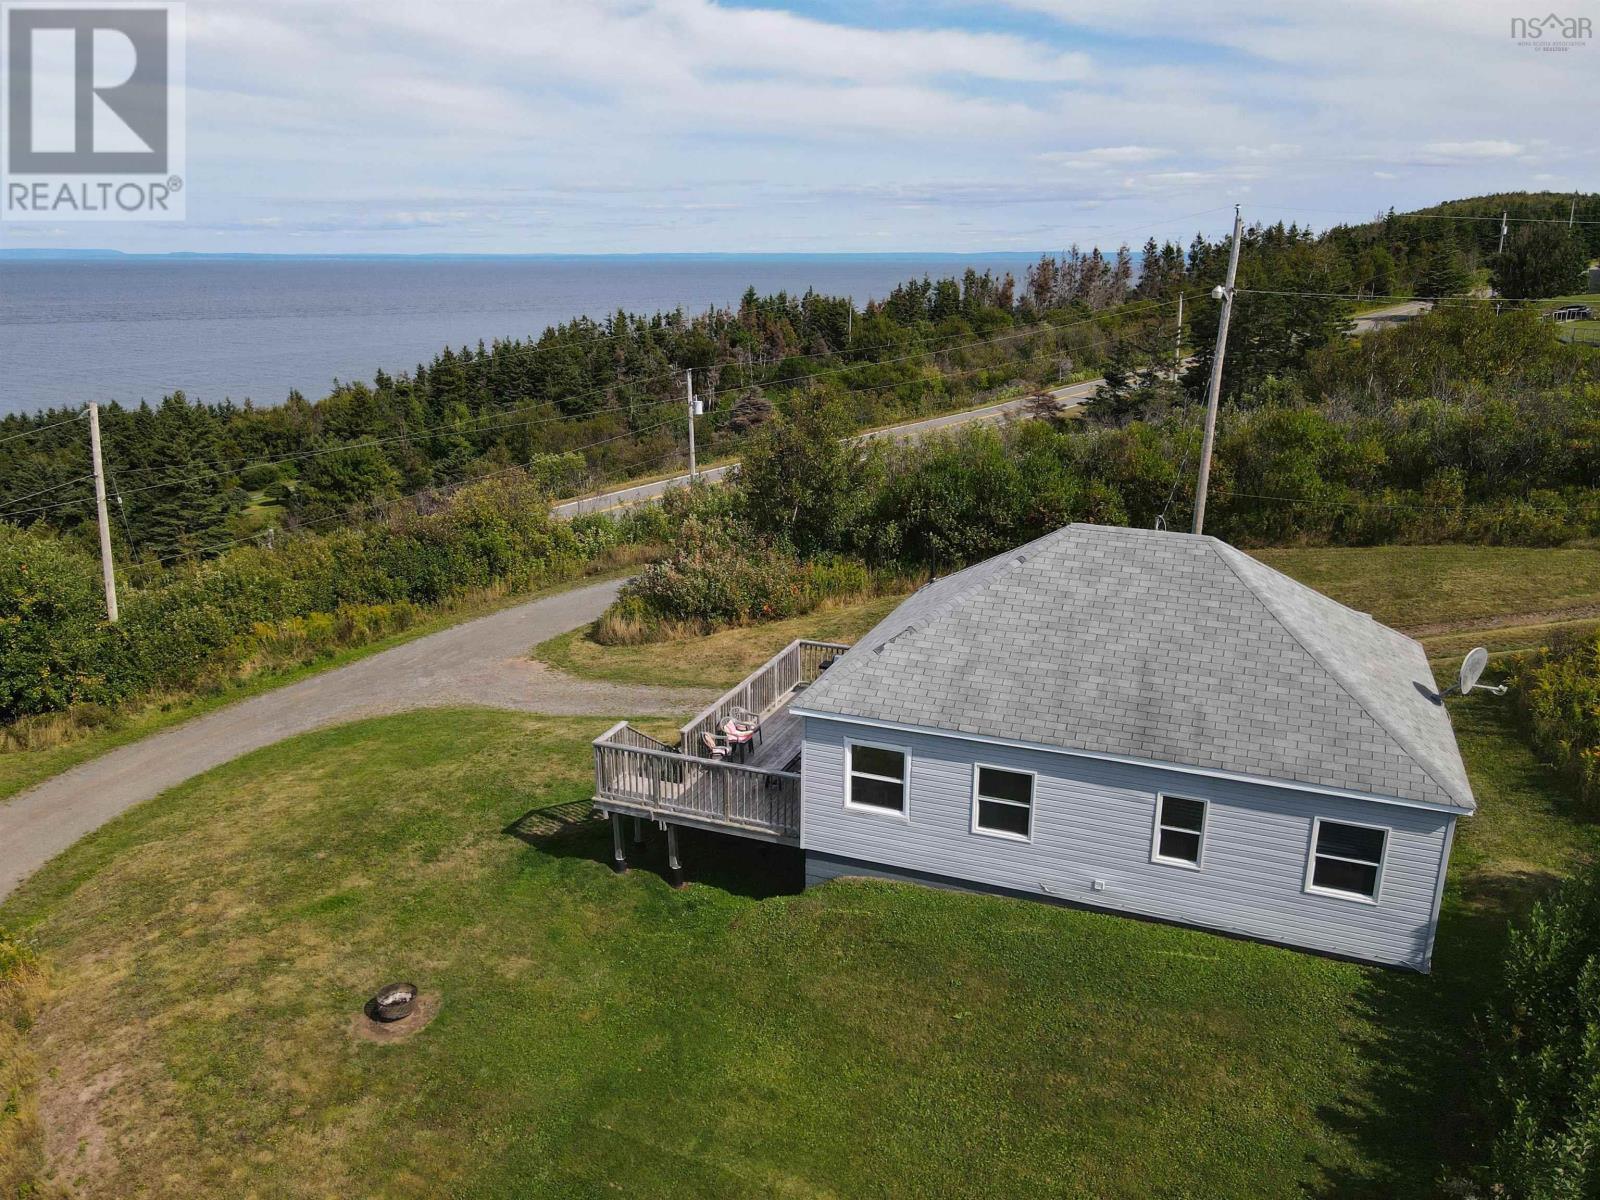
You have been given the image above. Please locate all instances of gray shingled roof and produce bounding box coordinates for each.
[798,524,1475,812]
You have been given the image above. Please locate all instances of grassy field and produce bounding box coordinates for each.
[538,545,1600,691]
[1,693,1587,1199]
[1253,545,1600,631]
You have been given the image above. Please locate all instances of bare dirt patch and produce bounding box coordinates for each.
[350,992,442,1044]
[38,1061,123,1189]
[1401,603,1600,639]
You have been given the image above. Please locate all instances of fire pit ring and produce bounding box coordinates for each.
[368,981,419,1023]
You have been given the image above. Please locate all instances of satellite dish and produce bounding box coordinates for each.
[1459,647,1489,695]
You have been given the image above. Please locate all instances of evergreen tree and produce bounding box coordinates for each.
[1419,243,1471,299]
[738,394,870,556]
[1493,225,1588,299]
[129,393,237,560]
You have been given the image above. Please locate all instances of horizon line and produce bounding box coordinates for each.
[0,248,1060,262]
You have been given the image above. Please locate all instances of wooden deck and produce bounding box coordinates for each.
[591,639,848,846]
[739,693,804,772]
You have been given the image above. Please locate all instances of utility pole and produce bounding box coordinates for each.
[1191,205,1242,537]
[685,369,698,481]
[87,402,119,623]
[1174,291,1184,372]
[1570,195,1578,228]
[1498,210,1509,255]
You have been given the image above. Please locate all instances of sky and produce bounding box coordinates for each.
[1,0,1595,254]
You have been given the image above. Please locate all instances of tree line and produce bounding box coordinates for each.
[2,190,1593,572]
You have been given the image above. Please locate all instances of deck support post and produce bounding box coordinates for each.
[632,817,644,844]
[665,824,685,889]
[610,813,628,874]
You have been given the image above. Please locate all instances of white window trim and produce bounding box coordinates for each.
[1150,793,1207,870]
[969,762,1036,843]
[843,738,911,820]
[1303,815,1389,905]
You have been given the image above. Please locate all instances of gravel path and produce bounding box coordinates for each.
[0,577,714,901]
[553,378,1099,516]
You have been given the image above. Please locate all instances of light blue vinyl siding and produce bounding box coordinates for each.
[800,716,1455,969]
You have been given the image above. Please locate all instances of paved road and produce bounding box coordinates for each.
[0,577,714,901]
[1351,300,1429,334]
[554,377,1101,517]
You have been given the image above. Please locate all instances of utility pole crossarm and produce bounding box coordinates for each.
[1191,205,1243,537]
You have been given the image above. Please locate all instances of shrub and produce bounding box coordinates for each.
[1510,634,1600,802]
[237,462,282,491]
[1480,864,1600,1197]
[0,471,624,731]
[223,602,423,683]
[595,518,881,644]
[0,526,113,722]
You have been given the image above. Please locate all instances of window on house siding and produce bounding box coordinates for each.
[847,743,907,813]
[1153,795,1207,866]
[973,766,1033,839]
[1308,820,1387,900]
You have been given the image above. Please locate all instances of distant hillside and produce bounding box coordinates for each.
[1350,191,1600,261]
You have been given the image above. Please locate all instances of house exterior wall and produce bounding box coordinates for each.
[799,715,1457,970]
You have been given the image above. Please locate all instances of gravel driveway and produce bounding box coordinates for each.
[0,576,714,900]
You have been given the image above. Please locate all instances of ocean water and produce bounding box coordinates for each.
[0,253,1042,416]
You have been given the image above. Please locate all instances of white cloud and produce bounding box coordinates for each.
[24,0,1596,253]
[1036,145,1170,168]
[1422,140,1525,160]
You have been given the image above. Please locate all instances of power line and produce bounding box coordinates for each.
[0,485,97,520]
[1234,287,1580,304]
[0,473,93,512]
[145,415,700,565]
[1244,203,1600,228]
[104,458,139,554]
[100,308,1104,492]
[142,350,1086,563]
[109,368,694,481]
[0,411,85,444]
[17,300,1190,526]
[755,294,1188,393]
[16,296,1195,534]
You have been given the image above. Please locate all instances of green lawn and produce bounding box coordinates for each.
[1537,293,1600,345]
[1,694,1589,1198]
[1254,545,1600,632]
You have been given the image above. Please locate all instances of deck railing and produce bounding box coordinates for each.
[592,722,800,839]
[679,638,850,756]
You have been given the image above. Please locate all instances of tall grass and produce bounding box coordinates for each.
[592,521,910,645]
[0,933,49,1197]
[1510,631,1600,803]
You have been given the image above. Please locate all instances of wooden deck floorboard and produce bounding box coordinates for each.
[745,706,802,772]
